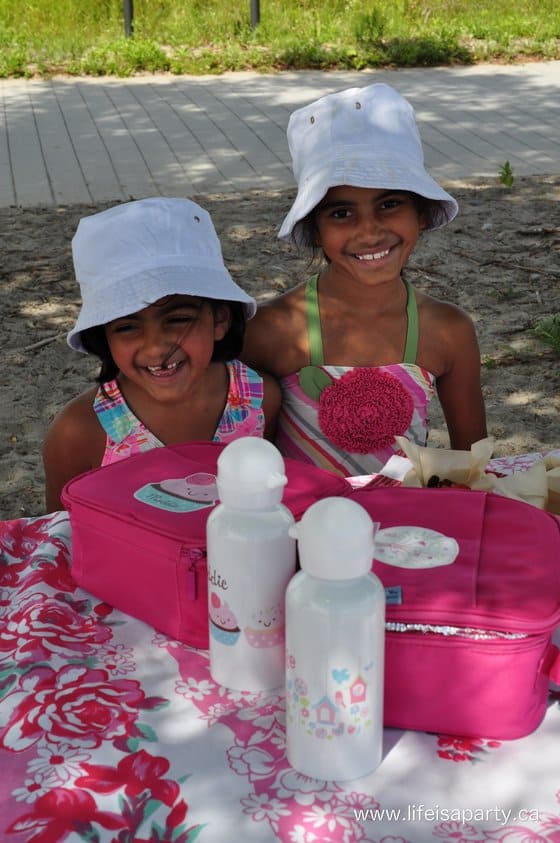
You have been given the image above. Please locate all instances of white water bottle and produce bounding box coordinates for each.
[285,496,385,781]
[207,437,296,692]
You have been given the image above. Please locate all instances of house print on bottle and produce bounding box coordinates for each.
[286,654,373,739]
[349,676,367,704]
[312,697,345,736]
[314,696,337,724]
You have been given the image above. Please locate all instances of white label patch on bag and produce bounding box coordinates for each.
[384,586,403,605]
[374,526,459,569]
[134,472,218,513]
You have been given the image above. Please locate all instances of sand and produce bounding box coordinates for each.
[2,175,559,520]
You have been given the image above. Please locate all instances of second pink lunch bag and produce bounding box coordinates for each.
[352,485,560,739]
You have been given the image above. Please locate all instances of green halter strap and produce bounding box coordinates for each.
[305,275,324,366]
[305,275,419,366]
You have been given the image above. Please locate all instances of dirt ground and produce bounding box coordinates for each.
[2,175,559,520]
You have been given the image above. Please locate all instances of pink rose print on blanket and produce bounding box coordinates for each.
[244,603,285,649]
[318,368,414,453]
[1,512,74,594]
[436,734,502,762]
[0,665,148,751]
[21,556,76,594]
[75,750,201,840]
[76,749,179,805]
[7,766,201,842]
[2,515,59,557]
[0,593,112,666]
[6,788,127,840]
[0,559,28,589]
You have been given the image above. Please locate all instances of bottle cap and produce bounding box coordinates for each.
[216,437,288,510]
[290,497,378,579]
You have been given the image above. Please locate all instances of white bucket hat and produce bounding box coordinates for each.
[278,83,458,246]
[68,197,256,352]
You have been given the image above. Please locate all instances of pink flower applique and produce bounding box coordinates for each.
[318,368,414,454]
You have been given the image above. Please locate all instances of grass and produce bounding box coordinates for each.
[499,161,515,187]
[0,0,559,77]
[534,315,560,356]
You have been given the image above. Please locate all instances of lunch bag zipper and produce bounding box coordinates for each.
[181,547,207,601]
[385,621,528,641]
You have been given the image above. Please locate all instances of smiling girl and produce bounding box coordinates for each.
[242,83,487,476]
[43,197,280,511]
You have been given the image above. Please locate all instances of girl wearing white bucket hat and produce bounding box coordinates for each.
[243,83,486,476]
[43,197,281,511]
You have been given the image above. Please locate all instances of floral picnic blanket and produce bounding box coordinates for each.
[1,486,560,842]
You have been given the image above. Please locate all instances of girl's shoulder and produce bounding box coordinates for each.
[63,385,100,415]
[415,290,481,377]
[46,387,102,446]
[43,386,106,511]
[416,289,475,331]
[256,281,307,320]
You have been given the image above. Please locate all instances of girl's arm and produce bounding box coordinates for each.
[260,372,282,441]
[435,311,487,450]
[242,308,283,375]
[242,287,307,379]
[42,391,105,512]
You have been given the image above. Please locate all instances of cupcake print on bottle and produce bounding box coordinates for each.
[209,593,241,646]
[244,603,285,648]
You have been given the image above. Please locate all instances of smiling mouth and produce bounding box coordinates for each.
[355,248,391,261]
[146,360,182,377]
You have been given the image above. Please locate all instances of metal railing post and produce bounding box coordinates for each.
[250,0,260,28]
[123,0,134,37]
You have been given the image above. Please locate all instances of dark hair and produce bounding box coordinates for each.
[80,299,247,388]
[212,301,246,361]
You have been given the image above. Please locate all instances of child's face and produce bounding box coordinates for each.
[104,294,230,400]
[313,185,426,286]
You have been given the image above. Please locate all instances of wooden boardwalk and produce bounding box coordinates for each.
[1,62,559,207]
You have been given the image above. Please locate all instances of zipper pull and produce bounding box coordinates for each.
[183,548,206,601]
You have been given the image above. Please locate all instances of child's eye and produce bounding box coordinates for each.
[330,207,352,220]
[168,314,197,325]
[380,199,400,210]
[380,195,408,211]
[111,322,137,334]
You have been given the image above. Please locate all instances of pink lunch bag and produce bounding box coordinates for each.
[352,485,560,740]
[62,440,351,650]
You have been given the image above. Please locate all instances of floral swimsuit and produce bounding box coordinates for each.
[275,276,435,476]
[94,359,265,466]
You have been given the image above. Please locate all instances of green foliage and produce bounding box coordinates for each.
[0,0,558,76]
[499,161,515,187]
[380,34,472,66]
[0,47,30,78]
[67,38,170,77]
[534,315,560,355]
[353,8,387,44]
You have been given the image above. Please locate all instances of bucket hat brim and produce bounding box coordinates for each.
[67,264,257,352]
[277,84,459,247]
[279,152,458,246]
[67,197,257,353]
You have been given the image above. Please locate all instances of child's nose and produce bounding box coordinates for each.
[142,323,171,355]
[358,211,383,237]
